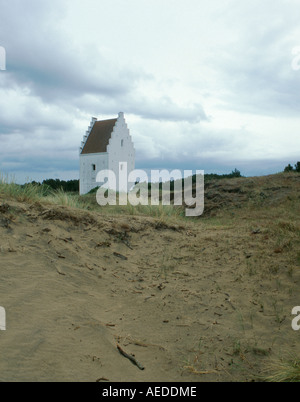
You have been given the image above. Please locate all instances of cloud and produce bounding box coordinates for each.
[197,0,300,117]
[126,96,207,123]
[0,0,207,126]
[0,0,149,104]
[132,118,249,165]
[0,0,299,183]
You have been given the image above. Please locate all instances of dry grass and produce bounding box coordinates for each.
[0,174,186,223]
[263,356,300,382]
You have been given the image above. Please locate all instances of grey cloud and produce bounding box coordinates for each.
[0,152,79,173]
[217,45,300,117]
[200,0,300,117]
[128,96,207,123]
[0,0,208,128]
[8,48,144,102]
[134,122,249,163]
[0,0,148,104]
[72,91,207,123]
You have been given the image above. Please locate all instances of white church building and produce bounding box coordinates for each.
[79,112,135,195]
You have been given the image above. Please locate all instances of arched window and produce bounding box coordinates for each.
[121,139,124,147]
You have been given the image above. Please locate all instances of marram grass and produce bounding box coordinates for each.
[263,357,300,382]
[0,175,186,221]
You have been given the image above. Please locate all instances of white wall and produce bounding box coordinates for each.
[107,112,135,192]
[79,152,108,195]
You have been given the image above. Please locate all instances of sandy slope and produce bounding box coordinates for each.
[0,175,300,382]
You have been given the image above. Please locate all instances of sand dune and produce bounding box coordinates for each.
[1,174,300,382]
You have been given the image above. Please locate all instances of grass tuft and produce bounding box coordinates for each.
[263,357,300,382]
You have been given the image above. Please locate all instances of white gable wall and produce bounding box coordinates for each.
[107,112,135,192]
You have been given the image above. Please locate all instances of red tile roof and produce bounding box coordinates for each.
[81,118,117,154]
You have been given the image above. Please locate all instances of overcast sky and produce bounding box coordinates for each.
[0,0,300,183]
